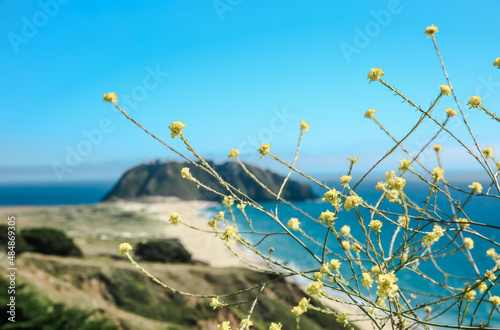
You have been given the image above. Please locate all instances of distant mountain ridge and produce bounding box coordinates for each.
[101,160,316,202]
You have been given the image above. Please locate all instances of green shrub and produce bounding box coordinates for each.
[0,277,117,330]
[135,239,191,263]
[20,227,83,257]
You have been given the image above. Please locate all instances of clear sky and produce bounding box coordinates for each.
[1,0,499,183]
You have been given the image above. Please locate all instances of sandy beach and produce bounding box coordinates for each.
[114,196,266,268]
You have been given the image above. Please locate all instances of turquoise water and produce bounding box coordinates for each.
[205,180,500,328]
[0,181,115,206]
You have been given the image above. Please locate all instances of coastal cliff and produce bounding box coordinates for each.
[102,161,316,202]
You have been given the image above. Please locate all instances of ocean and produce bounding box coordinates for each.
[0,181,115,206]
[2,180,499,327]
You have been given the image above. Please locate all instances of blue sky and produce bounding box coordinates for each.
[1,0,499,183]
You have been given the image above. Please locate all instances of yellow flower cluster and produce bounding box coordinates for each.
[375,181,386,191]
[455,218,470,228]
[181,167,191,179]
[384,170,396,185]
[464,237,474,249]
[208,211,225,228]
[319,210,337,225]
[322,189,341,208]
[494,58,500,69]
[385,189,400,203]
[445,107,457,117]
[464,289,476,302]
[222,196,234,208]
[118,242,133,255]
[103,92,118,103]
[299,120,310,132]
[336,313,349,325]
[340,225,351,236]
[433,144,443,152]
[440,84,451,96]
[344,194,363,211]
[490,296,500,306]
[487,248,497,258]
[468,182,483,193]
[367,68,385,82]
[364,109,376,119]
[329,259,342,272]
[169,212,181,225]
[467,96,482,108]
[313,271,323,281]
[210,297,221,310]
[455,218,471,229]
[432,167,445,181]
[485,270,497,282]
[319,263,330,276]
[398,216,409,227]
[424,24,438,37]
[340,175,352,186]
[222,226,238,242]
[392,177,406,190]
[376,273,399,298]
[371,265,381,274]
[307,281,325,297]
[258,143,271,158]
[423,224,445,246]
[362,272,373,288]
[478,281,488,294]
[269,322,282,330]
[228,148,240,158]
[399,159,411,173]
[291,297,310,316]
[347,155,359,164]
[483,146,494,159]
[169,121,186,138]
[217,321,231,330]
[287,217,301,231]
[369,220,383,233]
